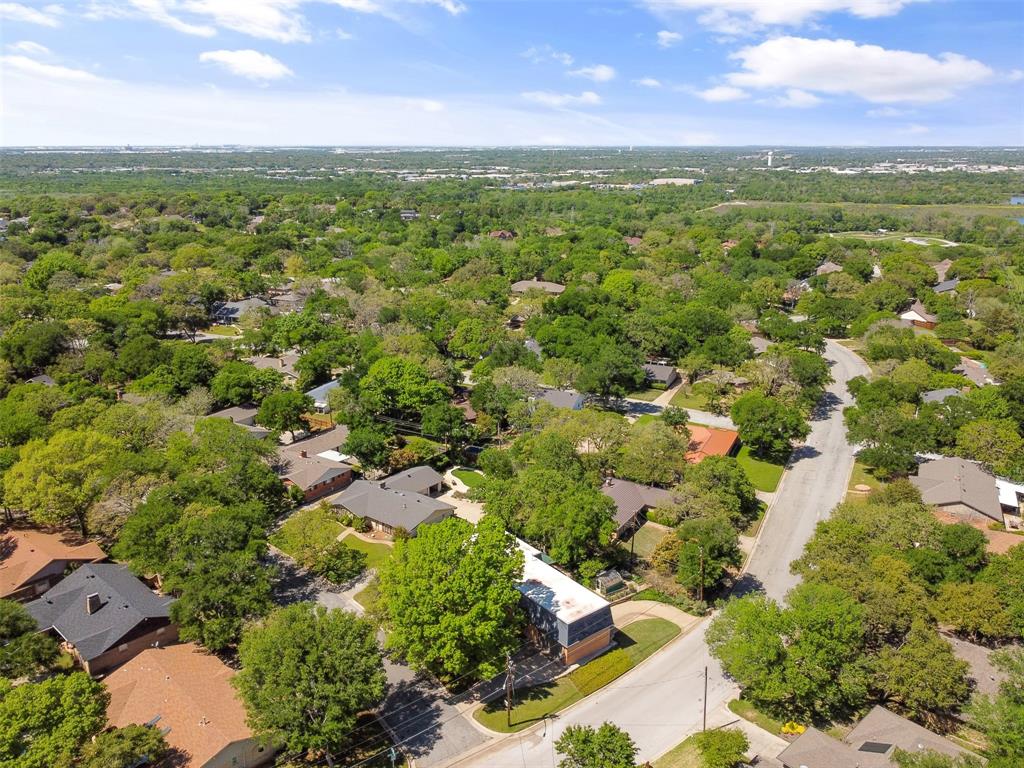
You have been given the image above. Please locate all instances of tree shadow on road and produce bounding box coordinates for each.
[810,390,843,421]
[729,572,765,599]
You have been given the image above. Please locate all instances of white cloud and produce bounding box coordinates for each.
[901,123,930,134]
[522,44,574,67]
[1008,69,1024,83]
[403,97,444,112]
[569,64,616,82]
[763,88,821,108]
[866,106,913,117]
[726,37,992,104]
[116,0,462,43]
[656,30,682,48]
[1,54,102,82]
[6,40,50,56]
[521,90,602,108]
[335,27,354,39]
[0,2,62,26]
[646,0,928,34]
[199,49,293,80]
[634,77,662,88]
[694,85,748,102]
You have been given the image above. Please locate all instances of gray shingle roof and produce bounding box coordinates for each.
[921,387,962,404]
[601,479,672,529]
[537,389,585,410]
[911,457,1002,522]
[26,564,173,662]
[383,465,445,495]
[305,379,341,408]
[643,363,678,386]
[511,279,565,295]
[332,480,454,531]
[933,277,961,294]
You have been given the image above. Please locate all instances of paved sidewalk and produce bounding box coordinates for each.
[702,702,788,763]
[611,600,700,633]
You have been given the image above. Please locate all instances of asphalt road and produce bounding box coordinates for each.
[447,340,869,767]
[739,339,869,602]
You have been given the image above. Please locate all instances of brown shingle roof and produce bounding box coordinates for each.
[105,643,257,768]
[0,530,105,599]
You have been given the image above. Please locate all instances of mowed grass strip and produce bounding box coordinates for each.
[736,445,785,493]
[474,618,681,733]
[339,533,393,570]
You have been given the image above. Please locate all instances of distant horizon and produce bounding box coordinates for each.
[3,144,1023,151]
[2,1,1021,146]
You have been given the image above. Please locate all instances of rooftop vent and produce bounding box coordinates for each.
[858,741,893,754]
[86,592,102,614]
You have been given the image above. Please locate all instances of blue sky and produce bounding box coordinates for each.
[1,0,1022,145]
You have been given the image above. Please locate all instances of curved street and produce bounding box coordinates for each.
[446,340,870,767]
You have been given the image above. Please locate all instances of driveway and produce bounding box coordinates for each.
[623,397,736,430]
[445,340,869,767]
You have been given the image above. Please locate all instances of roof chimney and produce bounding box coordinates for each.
[86,593,102,614]
[299,450,307,458]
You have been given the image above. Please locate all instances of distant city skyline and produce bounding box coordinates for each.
[1,0,1022,146]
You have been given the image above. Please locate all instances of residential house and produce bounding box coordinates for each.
[782,279,809,306]
[623,236,643,248]
[900,299,938,329]
[686,425,740,464]
[276,429,354,502]
[27,563,177,675]
[749,336,772,356]
[920,387,962,405]
[208,404,272,439]
[211,298,272,325]
[954,357,998,387]
[105,643,274,768]
[270,291,305,314]
[488,229,516,240]
[400,209,420,221]
[779,706,982,768]
[516,538,615,665]
[305,379,341,413]
[26,374,56,386]
[247,352,301,383]
[511,279,566,295]
[600,478,672,537]
[933,277,960,295]
[643,363,680,389]
[536,388,586,411]
[0,530,105,602]
[331,466,453,536]
[911,457,1005,527]
[815,260,843,276]
[996,477,1024,530]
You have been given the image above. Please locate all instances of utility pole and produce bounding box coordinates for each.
[703,665,708,731]
[698,544,705,605]
[504,652,515,728]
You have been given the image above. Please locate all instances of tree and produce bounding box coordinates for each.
[167,549,275,651]
[359,356,450,418]
[871,619,971,720]
[892,751,984,768]
[0,672,107,768]
[77,724,169,768]
[693,728,750,768]
[341,422,395,470]
[0,598,59,678]
[615,420,690,487]
[932,582,1014,641]
[685,456,760,527]
[4,429,121,536]
[956,419,1024,479]
[554,722,638,768]
[968,648,1024,768]
[312,540,367,583]
[257,390,313,439]
[234,604,386,766]
[675,516,743,598]
[730,391,810,459]
[707,584,868,721]
[210,361,283,406]
[377,515,524,680]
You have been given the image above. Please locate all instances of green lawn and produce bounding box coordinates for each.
[620,522,671,560]
[353,580,380,612]
[452,467,486,488]
[474,619,680,733]
[653,734,702,768]
[728,698,785,735]
[736,446,785,493]
[669,387,707,410]
[633,413,661,426]
[203,325,240,336]
[340,533,392,570]
[627,388,665,402]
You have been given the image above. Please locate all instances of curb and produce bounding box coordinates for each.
[444,615,708,767]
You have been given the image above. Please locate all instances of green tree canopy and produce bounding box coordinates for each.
[554,722,638,768]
